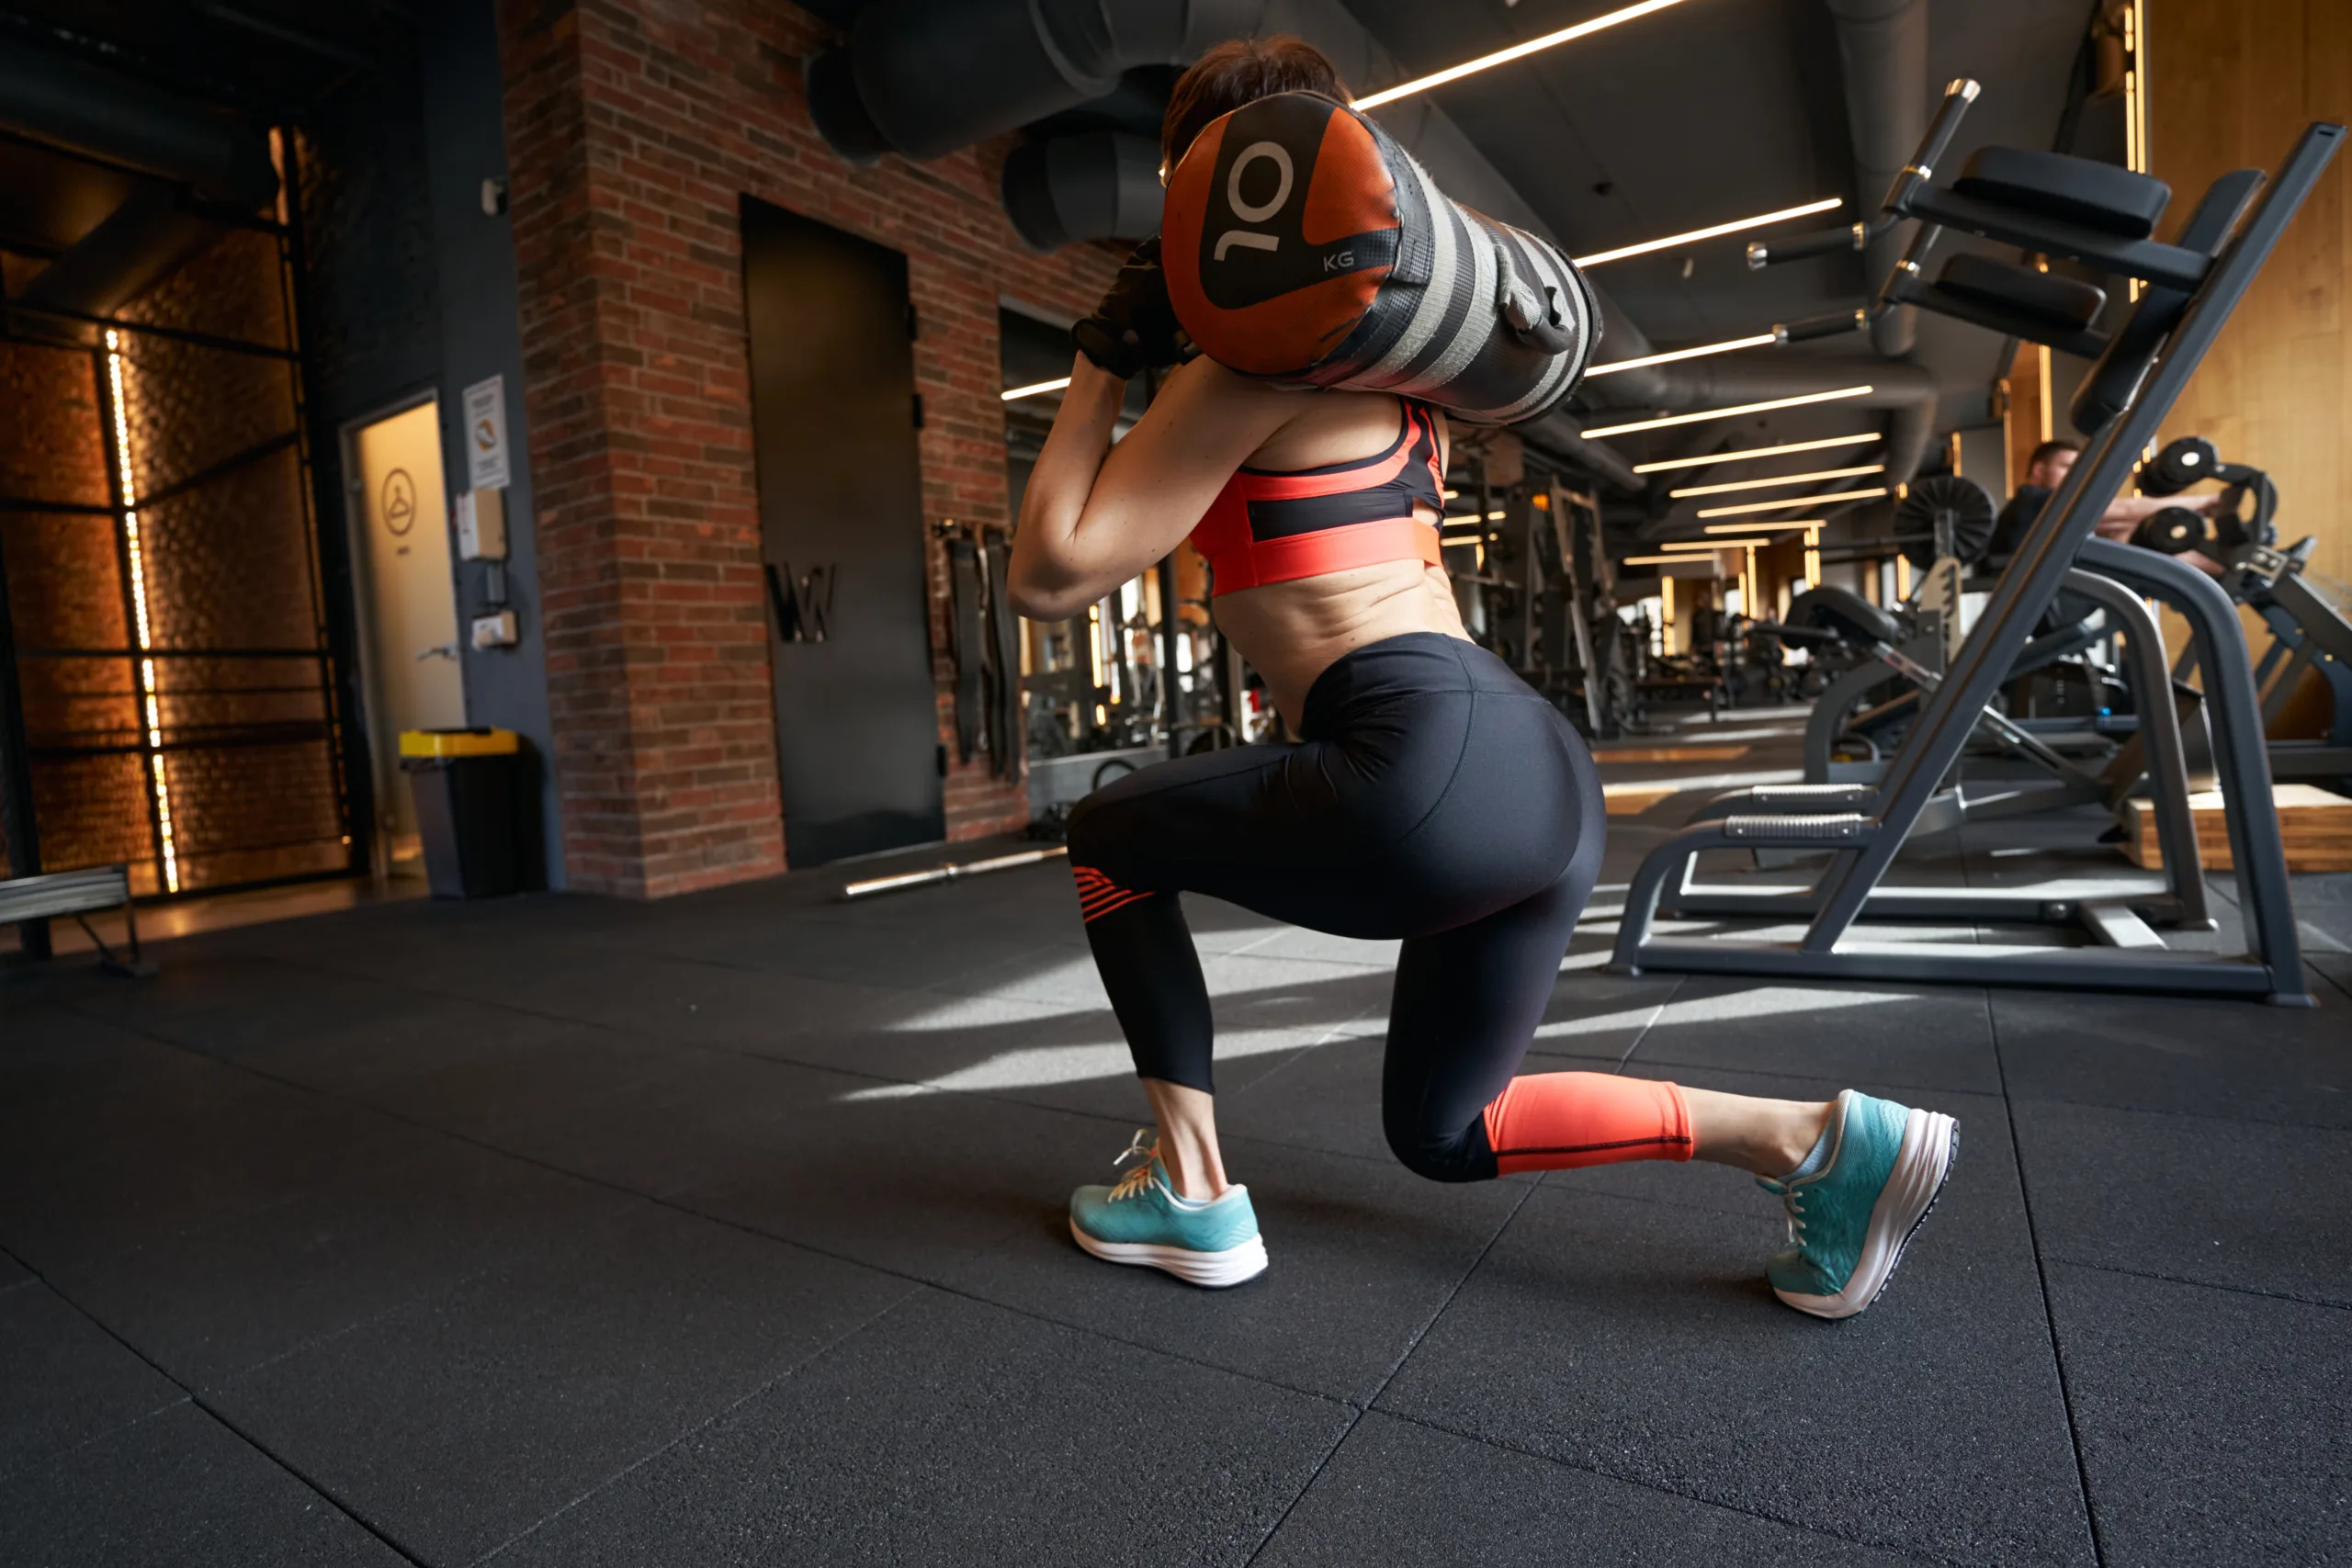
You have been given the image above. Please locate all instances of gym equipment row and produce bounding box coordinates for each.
[1611,77,2342,1004]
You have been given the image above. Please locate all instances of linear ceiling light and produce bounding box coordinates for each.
[1001,377,1071,401]
[1574,197,1844,267]
[1621,554,1723,567]
[1695,486,1887,517]
[1668,463,1884,498]
[1632,433,1881,473]
[1703,519,1823,534]
[1354,0,1693,109]
[1582,386,1874,439]
[1586,333,1778,378]
[1656,540,1736,550]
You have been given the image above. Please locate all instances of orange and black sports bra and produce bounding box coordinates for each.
[1190,400,1445,595]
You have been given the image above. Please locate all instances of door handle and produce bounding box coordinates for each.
[417,642,458,661]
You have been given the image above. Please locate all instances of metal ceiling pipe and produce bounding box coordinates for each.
[806,0,1268,163]
[1002,132,1166,251]
[1824,0,1929,357]
[0,44,278,210]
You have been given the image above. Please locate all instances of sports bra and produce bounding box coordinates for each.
[1189,400,1446,596]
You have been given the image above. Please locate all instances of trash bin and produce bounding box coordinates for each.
[400,728,521,898]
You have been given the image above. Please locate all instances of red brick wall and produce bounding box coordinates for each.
[498,0,1118,897]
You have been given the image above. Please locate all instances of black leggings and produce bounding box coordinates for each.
[1067,633,1607,1183]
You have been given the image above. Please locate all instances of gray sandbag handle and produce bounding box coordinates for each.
[1493,243,1578,355]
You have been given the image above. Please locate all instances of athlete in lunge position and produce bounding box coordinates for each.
[1007,36,1958,1320]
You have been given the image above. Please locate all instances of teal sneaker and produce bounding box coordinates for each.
[1757,1089,1958,1320]
[1069,1131,1268,1288]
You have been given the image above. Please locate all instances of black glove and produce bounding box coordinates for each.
[1071,238,1189,379]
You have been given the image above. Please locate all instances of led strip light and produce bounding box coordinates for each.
[1695,487,1886,518]
[1631,433,1880,473]
[1002,377,1072,402]
[1586,333,1778,379]
[1583,386,1874,438]
[103,330,178,893]
[1574,198,1843,268]
[1668,463,1883,499]
[1354,0,1694,110]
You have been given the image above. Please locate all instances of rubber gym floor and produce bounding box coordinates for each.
[4,713,2346,1567]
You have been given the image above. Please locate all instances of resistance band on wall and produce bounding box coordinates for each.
[943,521,1020,781]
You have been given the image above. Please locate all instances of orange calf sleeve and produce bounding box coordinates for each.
[1480,1072,1693,1175]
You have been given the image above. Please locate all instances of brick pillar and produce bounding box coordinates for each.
[498,0,1119,897]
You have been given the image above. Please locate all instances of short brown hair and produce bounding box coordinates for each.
[2028,438,2083,469]
[1161,36,1350,175]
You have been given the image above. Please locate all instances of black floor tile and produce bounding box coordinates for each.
[47,1134,634,1388]
[2310,950,2352,1002]
[1623,976,2003,1094]
[1254,1411,1921,1566]
[0,1282,183,1481]
[2012,1098,2352,1307]
[940,1135,1526,1404]
[489,1289,1352,1568]
[0,1402,404,1568]
[0,1040,424,1274]
[1211,1033,1404,1164]
[206,1201,911,1566]
[1989,987,2352,1126]
[672,1079,1135,1280]
[2047,1262,2352,1566]
[1374,1186,2094,1565]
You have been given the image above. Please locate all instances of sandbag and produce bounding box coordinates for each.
[1161,91,1600,425]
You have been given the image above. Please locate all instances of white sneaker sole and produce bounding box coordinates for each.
[1069,1220,1269,1288]
[1776,1108,1958,1321]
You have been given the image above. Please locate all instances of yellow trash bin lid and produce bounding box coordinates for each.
[399,728,519,759]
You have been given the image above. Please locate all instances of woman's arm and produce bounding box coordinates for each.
[1008,355,1295,622]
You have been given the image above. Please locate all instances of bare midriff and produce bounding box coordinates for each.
[1213,557,1468,732]
[1206,388,1468,731]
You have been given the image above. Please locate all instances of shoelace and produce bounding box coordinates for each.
[1760,1177,1810,1248]
[1108,1129,1159,1201]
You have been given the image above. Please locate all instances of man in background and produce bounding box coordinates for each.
[1991,437,2225,575]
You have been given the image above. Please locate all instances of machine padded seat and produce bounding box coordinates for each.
[1952,147,2172,239]
[1934,254,2106,333]
[1788,585,1902,649]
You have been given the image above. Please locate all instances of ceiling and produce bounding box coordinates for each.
[977,0,2142,541]
[1340,0,2120,536]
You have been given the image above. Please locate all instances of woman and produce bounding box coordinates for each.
[1008,37,1957,1320]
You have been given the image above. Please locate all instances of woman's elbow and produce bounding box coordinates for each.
[1007,581,1089,622]
[1004,564,1086,623]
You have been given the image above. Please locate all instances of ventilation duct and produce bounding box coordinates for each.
[1516,410,1644,493]
[1003,132,1166,251]
[1825,0,1929,357]
[13,187,223,319]
[808,0,1927,491]
[0,43,278,211]
[807,0,1267,163]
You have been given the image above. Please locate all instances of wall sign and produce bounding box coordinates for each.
[462,375,511,491]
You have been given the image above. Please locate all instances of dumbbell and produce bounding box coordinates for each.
[2133,506,2210,554]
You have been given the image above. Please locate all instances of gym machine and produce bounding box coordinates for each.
[1611,79,2341,1003]
[1444,462,1653,739]
[2127,434,2352,792]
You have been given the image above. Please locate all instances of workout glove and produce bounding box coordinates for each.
[1072,238,1190,380]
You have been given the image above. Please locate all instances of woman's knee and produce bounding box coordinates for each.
[1381,1106,1492,1184]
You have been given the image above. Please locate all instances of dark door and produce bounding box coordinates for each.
[741,198,943,865]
